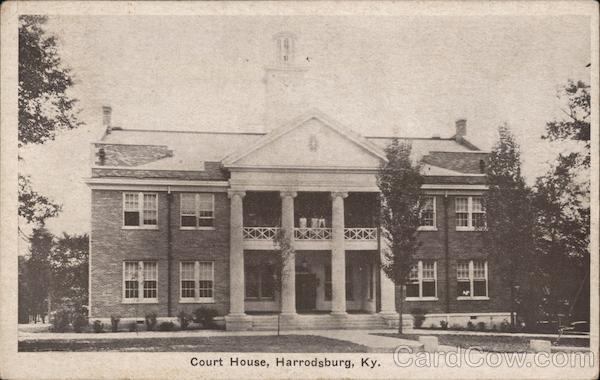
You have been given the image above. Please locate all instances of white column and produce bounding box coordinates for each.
[331,191,348,315]
[379,235,397,314]
[228,190,246,316]
[280,191,297,315]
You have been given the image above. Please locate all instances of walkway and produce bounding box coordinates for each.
[410,328,590,339]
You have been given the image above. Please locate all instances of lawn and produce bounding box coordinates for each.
[375,333,589,353]
[19,335,369,352]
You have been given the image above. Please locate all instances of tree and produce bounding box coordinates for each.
[24,227,54,322]
[484,125,536,329]
[377,139,424,333]
[536,79,590,324]
[18,15,82,227]
[272,229,294,336]
[49,233,89,312]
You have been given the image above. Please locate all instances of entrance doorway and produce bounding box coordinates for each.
[296,272,317,312]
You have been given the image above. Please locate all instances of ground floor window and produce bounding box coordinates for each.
[457,260,488,299]
[406,260,437,300]
[324,264,332,301]
[123,261,158,303]
[345,264,354,301]
[245,259,275,300]
[180,261,214,302]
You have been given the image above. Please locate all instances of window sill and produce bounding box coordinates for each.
[457,296,489,301]
[122,226,159,230]
[417,226,438,232]
[406,297,439,302]
[122,299,158,304]
[455,227,487,232]
[179,298,215,304]
[180,227,215,231]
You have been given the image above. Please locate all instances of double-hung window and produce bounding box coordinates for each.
[244,261,274,300]
[324,264,333,301]
[457,260,488,299]
[455,196,486,230]
[123,192,158,228]
[406,261,437,300]
[181,193,215,229]
[418,196,437,230]
[123,261,158,303]
[180,261,214,302]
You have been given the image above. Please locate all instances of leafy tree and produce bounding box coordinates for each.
[542,80,590,169]
[49,233,89,312]
[377,139,424,333]
[484,125,536,328]
[18,15,82,227]
[24,227,54,322]
[536,79,590,324]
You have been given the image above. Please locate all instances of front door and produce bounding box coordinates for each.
[296,273,317,312]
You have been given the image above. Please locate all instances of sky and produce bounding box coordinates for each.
[18,14,591,237]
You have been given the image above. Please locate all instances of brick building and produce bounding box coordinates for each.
[87,32,510,330]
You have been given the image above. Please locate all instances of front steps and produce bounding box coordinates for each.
[248,313,413,331]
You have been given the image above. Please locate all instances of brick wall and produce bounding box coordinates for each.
[394,195,511,315]
[90,189,230,319]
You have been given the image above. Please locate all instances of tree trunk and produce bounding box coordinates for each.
[398,285,404,334]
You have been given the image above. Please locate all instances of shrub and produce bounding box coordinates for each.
[110,315,121,332]
[476,321,486,331]
[178,311,190,330]
[92,320,104,333]
[158,321,175,331]
[145,312,158,331]
[440,320,448,330]
[491,324,498,331]
[450,323,463,331]
[410,308,427,329]
[50,308,71,332]
[429,323,437,329]
[500,319,511,332]
[72,313,88,333]
[193,307,218,329]
[466,321,475,331]
[128,321,138,332]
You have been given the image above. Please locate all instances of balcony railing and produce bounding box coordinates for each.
[242,227,378,242]
[243,227,280,240]
[344,227,377,241]
[294,227,332,240]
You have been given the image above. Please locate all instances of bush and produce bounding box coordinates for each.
[50,308,71,332]
[466,321,475,331]
[429,323,437,329]
[110,315,121,332]
[491,324,498,331]
[92,320,104,333]
[72,313,88,333]
[145,312,158,331]
[410,308,427,329]
[450,323,463,331]
[178,311,191,330]
[500,319,511,332]
[440,320,448,330]
[128,321,138,332]
[476,321,486,331]
[158,321,176,331]
[193,307,218,329]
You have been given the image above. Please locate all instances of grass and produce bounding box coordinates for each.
[19,335,369,352]
[375,333,590,352]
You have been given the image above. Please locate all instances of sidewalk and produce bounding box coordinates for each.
[18,327,455,353]
[410,328,590,339]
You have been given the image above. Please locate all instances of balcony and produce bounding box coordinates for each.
[242,226,377,250]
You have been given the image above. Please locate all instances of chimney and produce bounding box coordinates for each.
[455,118,467,141]
[102,105,112,134]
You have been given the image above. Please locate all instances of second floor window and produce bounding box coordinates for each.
[419,196,436,229]
[455,196,485,230]
[181,193,214,229]
[123,192,158,227]
[406,260,437,299]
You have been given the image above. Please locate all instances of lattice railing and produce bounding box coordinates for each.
[344,227,377,241]
[243,227,280,240]
[294,227,332,240]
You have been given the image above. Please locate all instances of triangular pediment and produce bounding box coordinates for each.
[223,110,387,169]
